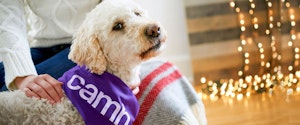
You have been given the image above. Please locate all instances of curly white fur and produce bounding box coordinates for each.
[0,0,166,124]
[0,90,84,125]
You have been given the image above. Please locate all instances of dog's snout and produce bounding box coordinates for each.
[146,24,161,38]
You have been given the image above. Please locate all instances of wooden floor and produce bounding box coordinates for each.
[194,86,300,125]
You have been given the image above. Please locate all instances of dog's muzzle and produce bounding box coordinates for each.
[144,24,163,49]
[140,24,165,59]
[145,24,161,38]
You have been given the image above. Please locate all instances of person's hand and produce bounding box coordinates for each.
[131,86,140,95]
[130,81,140,95]
[14,74,63,104]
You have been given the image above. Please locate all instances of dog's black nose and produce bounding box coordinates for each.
[146,24,161,38]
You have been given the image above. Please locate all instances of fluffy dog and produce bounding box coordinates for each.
[0,0,166,124]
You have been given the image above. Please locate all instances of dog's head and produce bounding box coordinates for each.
[69,0,167,75]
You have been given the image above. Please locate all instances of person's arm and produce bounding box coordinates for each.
[0,0,62,104]
[0,0,36,89]
[14,75,63,104]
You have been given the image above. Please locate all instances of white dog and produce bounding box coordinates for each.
[0,0,166,124]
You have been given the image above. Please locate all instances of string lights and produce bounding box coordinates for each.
[198,0,300,100]
[285,0,300,73]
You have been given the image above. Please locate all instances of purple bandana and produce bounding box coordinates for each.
[58,65,139,125]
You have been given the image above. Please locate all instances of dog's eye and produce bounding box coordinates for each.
[113,23,123,30]
[135,12,141,16]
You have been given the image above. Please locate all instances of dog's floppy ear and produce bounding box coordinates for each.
[69,28,107,74]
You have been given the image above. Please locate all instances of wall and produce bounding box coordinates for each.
[186,0,242,82]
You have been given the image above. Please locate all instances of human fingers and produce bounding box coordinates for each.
[130,81,140,95]
[131,87,140,95]
[35,74,63,103]
[27,79,55,104]
[23,87,40,99]
[41,74,63,102]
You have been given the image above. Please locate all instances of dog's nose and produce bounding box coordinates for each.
[146,24,161,38]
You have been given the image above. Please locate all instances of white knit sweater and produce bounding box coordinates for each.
[0,0,99,89]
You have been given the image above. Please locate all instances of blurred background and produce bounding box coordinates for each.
[137,0,300,124]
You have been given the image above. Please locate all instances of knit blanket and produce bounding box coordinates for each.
[59,66,139,125]
[135,60,207,125]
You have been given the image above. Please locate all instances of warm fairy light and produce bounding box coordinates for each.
[277,22,281,27]
[244,52,249,58]
[269,16,274,21]
[272,53,278,59]
[235,7,240,13]
[265,29,270,35]
[254,24,259,29]
[296,71,300,78]
[290,15,295,20]
[241,26,246,31]
[198,0,300,101]
[260,54,265,59]
[200,77,206,84]
[237,94,243,100]
[288,41,293,46]
[291,35,296,40]
[253,17,258,22]
[230,1,235,8]
[295,48,299,53]
[251,3,255,8]
[266,62,270,68]
[278,55,282,60]
[291,21,296,26]
[269,23,274,28]
[259,48,264,53]
[240,19,245,25]
[288,66,293,71]
[285,2,290,7]
[238,46,243,52]
[268,2,272,7]
[261,62,265,66]
[249,9,254,15]
[245,59,250,64]
[295,54,299,59]
[272,46,276,52]
[241,40,246,45]
[258,43,262,48]
[238,70,243,76]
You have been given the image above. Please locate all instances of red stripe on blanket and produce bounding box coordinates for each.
[136,62,173,99]
[134,70,182,125]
